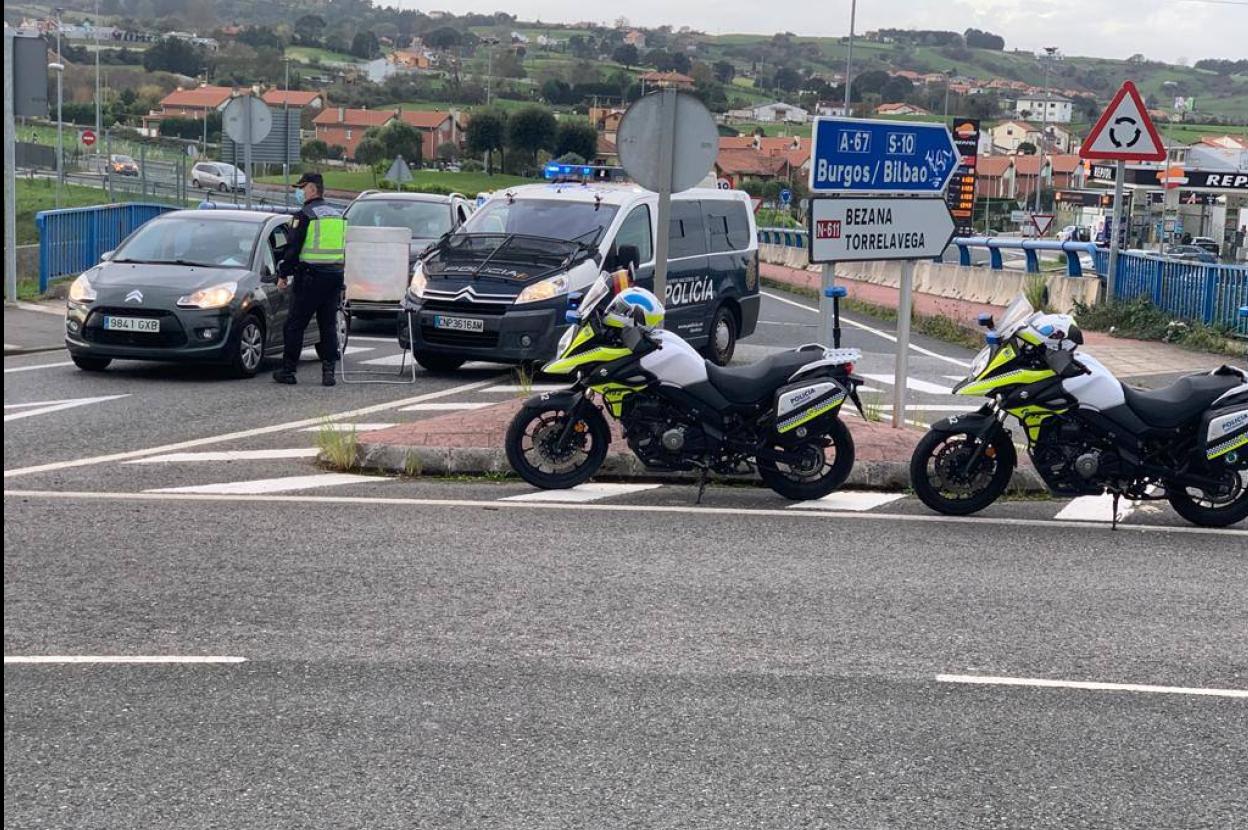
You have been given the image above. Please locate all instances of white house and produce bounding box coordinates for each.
[1014,94,1073,124]
[749,102,810,124]
[816,102,848,117]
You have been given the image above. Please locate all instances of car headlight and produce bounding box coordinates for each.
[515,274,569,305]
[177,281,238,309]
[68,274,97,303]
[968,345,991,380]
[408,264,427,298]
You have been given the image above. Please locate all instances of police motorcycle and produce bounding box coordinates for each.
[909,295,1248,527]
[504,269,866,501]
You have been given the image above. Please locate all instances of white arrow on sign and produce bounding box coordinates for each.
[808,197,956,263]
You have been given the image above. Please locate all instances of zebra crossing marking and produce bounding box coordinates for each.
[502,483,663,503]
[146,473,388,495]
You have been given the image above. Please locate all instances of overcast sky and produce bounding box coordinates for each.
[393,0,1248,65]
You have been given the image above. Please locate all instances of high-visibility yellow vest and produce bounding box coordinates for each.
[299,204,347,265]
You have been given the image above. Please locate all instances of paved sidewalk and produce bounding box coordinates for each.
[762,262,1241,378]
[3,302,66,355]
[351,398,1045,492]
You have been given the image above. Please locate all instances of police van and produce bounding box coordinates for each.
[399,179,760,371]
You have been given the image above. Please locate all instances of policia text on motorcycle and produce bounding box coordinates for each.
[272,172,347,386]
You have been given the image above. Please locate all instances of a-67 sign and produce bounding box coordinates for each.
[808,117,961,195]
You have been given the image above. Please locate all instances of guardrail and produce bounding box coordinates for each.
[757,227,808,250]
[952,237,1097,277]
[35,203,177,291]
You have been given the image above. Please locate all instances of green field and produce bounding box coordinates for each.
[259,169,537,196]
[14,178,119,245]
[286,46,361,65]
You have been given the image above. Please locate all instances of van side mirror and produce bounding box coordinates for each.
[100,250,114,262]
[607,244,640,272]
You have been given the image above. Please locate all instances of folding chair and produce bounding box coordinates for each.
[339,226,418,384]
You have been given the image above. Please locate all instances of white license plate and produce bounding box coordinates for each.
[433,315,484,333]
[103,316,160,333]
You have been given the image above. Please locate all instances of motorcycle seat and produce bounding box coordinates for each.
[1121,374,1240,429]
[705,350,824,405]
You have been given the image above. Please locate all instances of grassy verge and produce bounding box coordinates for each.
[761,277,983,352]
[259,169,535,196]
[1073,296,1245,357]
[15,178,117,245]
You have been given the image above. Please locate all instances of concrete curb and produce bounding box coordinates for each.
[349,442,1049,493]
[4,345,65,356]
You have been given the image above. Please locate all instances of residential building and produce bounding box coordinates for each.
[312,107,399,159]
[389,48,432,70]
[816,102,848,117]
[1012,154,1052,202]
[1014,94,1073,124]
[141,85,235,134]
[399,110,466,159]
[588,107,627,141]
[747,102,810,123]
[875,102,931,116]
[624,30,647,49]
[989,120,1040,154]
[639,71,694,91]
[1048,154,1085,189]
[975,155,1016,199]
[1038,123,1073,153]
[261,90,326,110]
[715,148,791,186]
[595,136,619,167]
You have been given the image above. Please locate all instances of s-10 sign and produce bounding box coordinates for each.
[808,118,961,195]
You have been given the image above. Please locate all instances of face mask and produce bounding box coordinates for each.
[294,188,306,206]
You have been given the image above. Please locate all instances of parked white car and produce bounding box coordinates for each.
[190,161,248,192]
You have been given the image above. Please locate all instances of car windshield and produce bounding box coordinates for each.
[112,216,262,268]
[346,199,452,240]
[998,295,1035,339]
[113,155,135,164]
[460,198,618,247]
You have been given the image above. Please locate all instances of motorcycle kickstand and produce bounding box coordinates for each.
[695,466,709,505]
[1111,491,1121,531]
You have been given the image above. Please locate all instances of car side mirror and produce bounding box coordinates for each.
[100,250,114,262]
[260,266,278,283]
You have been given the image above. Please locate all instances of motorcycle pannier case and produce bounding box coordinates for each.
[772,378,849,437]
[1200,398,1248,469]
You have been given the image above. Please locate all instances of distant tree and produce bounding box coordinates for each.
[555,151,586,165]
[325,34,349,54]
[493,49,526,79]
[852,69,892,99]
[1017,141,1037,155]
[507,105,558,169]
[964,28,1005,50]
[466,108,508,174]
[353,136,386,167]
[425,27,463,49]
[555,120,599,161]
[772,66,802,92]
[436,141,460,163]
[369,120,424,167]
[303,139,330,163]
[142,37,205,76]
[326,144,346,161]
[294,14,325,46]
[351,31,381,60]
[646,49,690,74]
[612,44,639,68]
[713,60,736,84]
[237,26,283,51]
[541,79,573,105]
[881,76,914,102]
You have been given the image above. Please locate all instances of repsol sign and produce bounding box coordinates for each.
[664,276,715,307]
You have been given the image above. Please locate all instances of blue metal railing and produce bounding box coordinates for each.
[36,203,178,291]
[756,227,1248,330]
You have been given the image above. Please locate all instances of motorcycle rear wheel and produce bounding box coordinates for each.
[758,418,855,501]
[910,427,1016,516]
[505,401,610,490]
[1167,468,1248,527]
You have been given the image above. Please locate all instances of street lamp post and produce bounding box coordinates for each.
[94,0,101,152]
[54,7,65,207]
[283,56,291,206]
[1034,46,1058,217]
[843,0,857,116]
[943,70,954,120]
[482,36,499,107]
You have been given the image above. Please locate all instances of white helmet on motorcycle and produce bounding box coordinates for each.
[1029,312,1082,351]
[604,286,665,330]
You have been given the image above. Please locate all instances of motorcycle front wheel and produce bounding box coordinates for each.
[758,418,856,501]
[910,426,1016,515]
[505,400,610,490]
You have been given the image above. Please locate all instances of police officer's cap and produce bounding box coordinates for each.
[293,172,324,189]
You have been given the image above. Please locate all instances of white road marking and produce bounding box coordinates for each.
[14,301,66,317]
[7,490,1243,538]
[483,384,568,393]
[3,394,129,423]
[795,491,908,511]
[358,353,414,367]
[147,473,388,495]
[762,291,971,368]
[503,483,663,503]
[5,398,93,409]
[127,448,319,464]
[399,402,494,412]
[2,377,501,479]
[299,422,397,433]
[878,404,973,412]
[5,655,247,665]
[936,673,1248,699]
[944,374,968,381]
[860,373,954,396]
[1054,493,1136,524]
[3,361,75,374]
[342,335,397,343]
[302,345,372,359]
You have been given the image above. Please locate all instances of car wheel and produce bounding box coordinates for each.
[191,178,201,188]
[72,355,111,372]
[217,182,227,192]
[228,314,265,378]
[414,352,466,373]
[701,304,738,366]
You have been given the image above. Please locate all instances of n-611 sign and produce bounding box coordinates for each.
[808,197,956,263]
[809,117,961,195]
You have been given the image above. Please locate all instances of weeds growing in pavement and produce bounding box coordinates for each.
[861,392,884,423]
[402,450,423,478]
[316,420,359,472]
[1073,296,1244,357]
[1023,274,1053,313]
[514,363,535,398]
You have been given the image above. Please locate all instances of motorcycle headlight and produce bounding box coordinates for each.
[515,274,569,305]
[68,273,97,303]
[556,324,576,357]
[968,346,992,380]
[177,281,237,309]
[408,263,427,299]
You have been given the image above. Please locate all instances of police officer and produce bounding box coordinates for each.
[273,172,347,386]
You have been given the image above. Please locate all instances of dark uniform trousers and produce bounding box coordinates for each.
[281,267,344,371]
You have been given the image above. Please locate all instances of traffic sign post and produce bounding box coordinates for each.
[223,95,272,210]
[1079,81,1165,302]
[617,89,718,304]
[80,128,96,147]
[808,117,960,427]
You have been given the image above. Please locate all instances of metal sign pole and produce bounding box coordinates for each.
[892,259,915,428]
[4,28,17,305]
[652,88,677,306]
[820,263,836,347]
[244,96,253,211]
[1107,159,1125,301]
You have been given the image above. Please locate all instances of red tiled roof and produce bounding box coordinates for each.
[719,136,756,150]
[1012,154,1045,176]
[313,108,397,128]
[995,120,1036,133]
[640,70,694,84]
[399,110,454,129]
[715,149,788,177]
[597,136,617,155]
[159,85,234,110]
[1048,154,1082,174]
[262,89,324,107]
[1201,134,1248,149]
[977,156,1013,178]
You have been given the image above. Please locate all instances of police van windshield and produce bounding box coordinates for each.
[460,199,619,247]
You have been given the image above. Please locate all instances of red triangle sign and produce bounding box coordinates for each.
[1080,81,1166,162]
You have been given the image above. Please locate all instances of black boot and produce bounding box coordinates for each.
[272,367,297,384]
[322,361,337,387]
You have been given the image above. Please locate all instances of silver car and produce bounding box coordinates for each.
[191,161,248,193]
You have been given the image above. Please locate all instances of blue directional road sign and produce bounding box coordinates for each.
[808,117,961,195]
[780,188,792,206]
